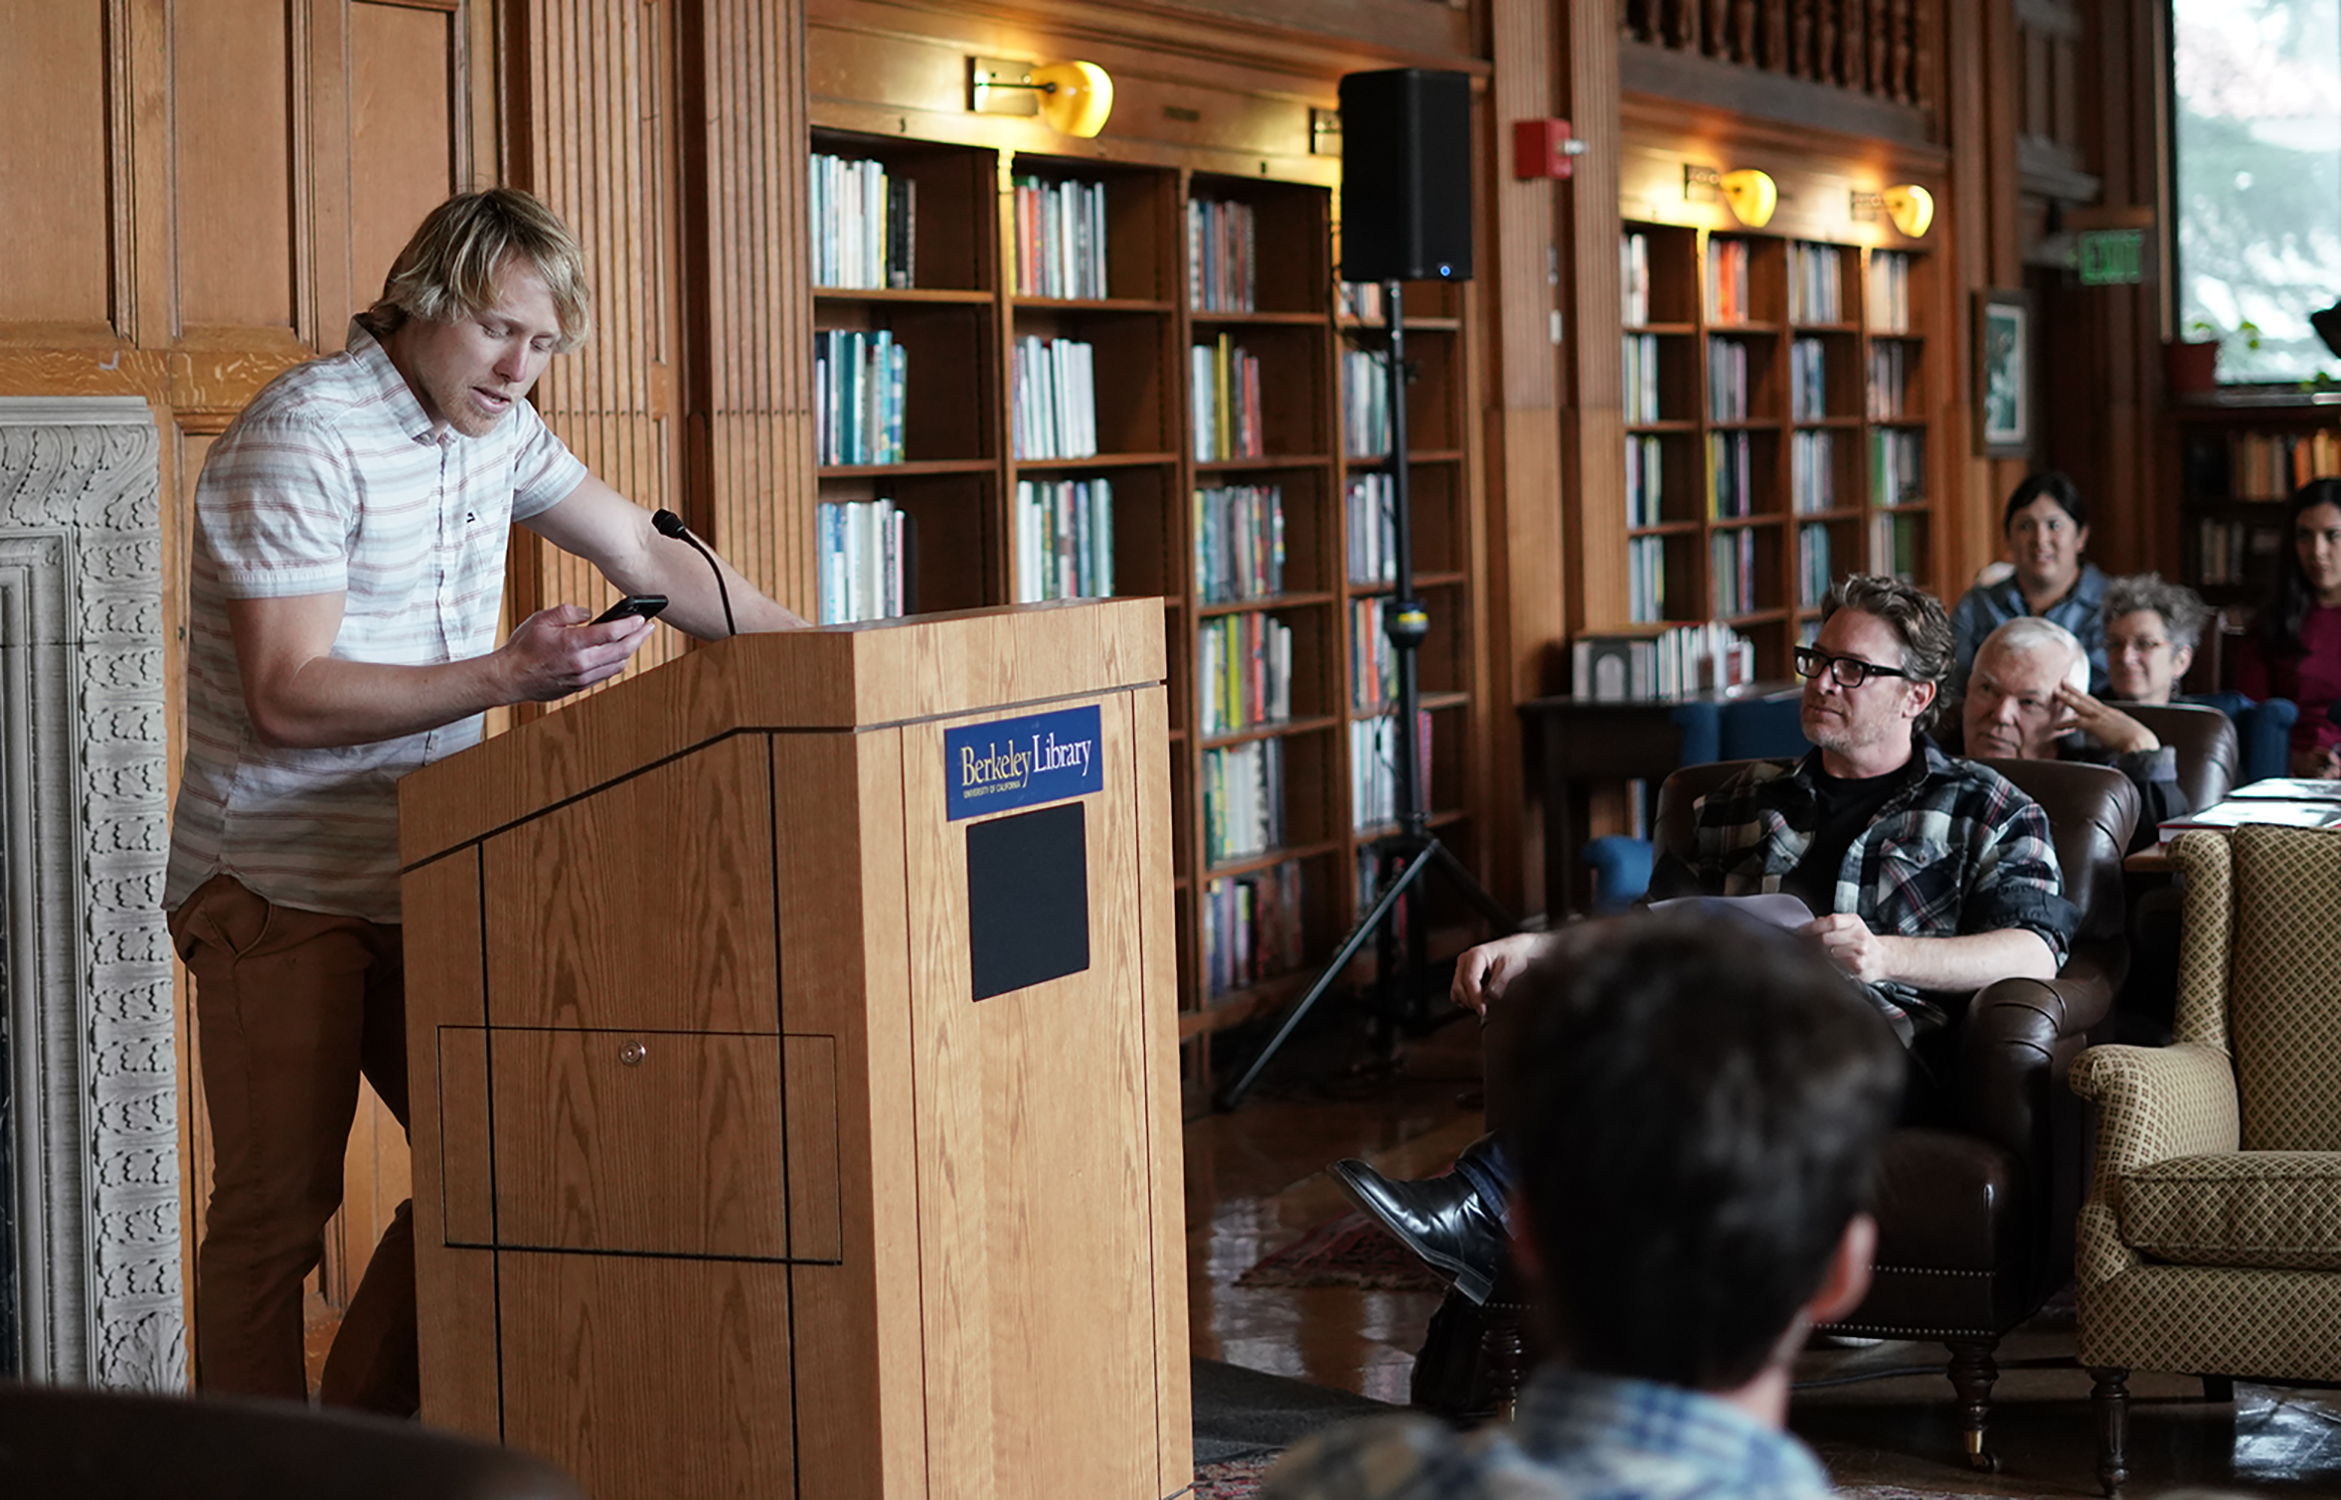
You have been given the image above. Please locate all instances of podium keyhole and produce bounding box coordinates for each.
[619,1040,648,1067]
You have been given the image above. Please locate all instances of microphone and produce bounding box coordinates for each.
[652,508,736,638]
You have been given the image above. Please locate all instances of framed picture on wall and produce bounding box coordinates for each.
[1975,291,2031,457]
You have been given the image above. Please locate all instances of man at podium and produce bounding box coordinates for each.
[161,187,805,1415]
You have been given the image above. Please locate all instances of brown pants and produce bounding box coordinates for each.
[169,874,417,1413]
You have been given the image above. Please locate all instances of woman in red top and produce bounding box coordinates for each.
[2235,478,2341,778]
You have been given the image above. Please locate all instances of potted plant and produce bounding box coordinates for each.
[2166,318,2260,396]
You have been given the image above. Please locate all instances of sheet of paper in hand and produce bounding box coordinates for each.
[1645,892,1816,930]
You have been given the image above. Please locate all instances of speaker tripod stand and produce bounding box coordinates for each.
[1215,281,1514,1110]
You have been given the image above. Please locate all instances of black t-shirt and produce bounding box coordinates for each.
[1779,761,1907,915]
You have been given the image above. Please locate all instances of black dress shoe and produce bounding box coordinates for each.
[1327,1158,1507,1304]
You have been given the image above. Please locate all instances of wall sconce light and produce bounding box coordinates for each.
[1881,183,1934,239]
[970,57,1115,138]
[1718,169,1777,229]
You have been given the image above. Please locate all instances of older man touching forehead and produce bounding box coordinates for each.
[1961,616,2185,850]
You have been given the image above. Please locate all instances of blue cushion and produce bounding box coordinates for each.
[1582,835,1654,914]
[2185,691,2298,785]
[1718,696,1810,760]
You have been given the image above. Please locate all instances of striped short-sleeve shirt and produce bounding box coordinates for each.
[164,321,588,924]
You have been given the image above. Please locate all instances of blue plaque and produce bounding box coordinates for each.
[944,704,1104,821]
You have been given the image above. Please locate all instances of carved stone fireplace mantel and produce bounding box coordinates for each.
[0,396,181,1389]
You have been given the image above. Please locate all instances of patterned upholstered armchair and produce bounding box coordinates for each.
[2068,824,2341,1496]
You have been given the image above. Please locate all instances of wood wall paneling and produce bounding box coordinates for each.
[348,1,464,327]
[0,4,114,327]
[174,0,298,334]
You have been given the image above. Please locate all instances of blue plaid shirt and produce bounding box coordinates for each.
[1258,1367,1837,1500]
[1648,738,2077,1040]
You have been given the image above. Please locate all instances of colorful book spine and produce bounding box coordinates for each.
[1202,738,1285,866]
[812,330,908,466]
[1202,861,1305,998]
[1193,484,1286,604]
[815,498,912,623]
[1187,199,1258,312]
[1198,613,1295,736]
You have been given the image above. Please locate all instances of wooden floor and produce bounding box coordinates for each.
[1188,1014,2341,1498]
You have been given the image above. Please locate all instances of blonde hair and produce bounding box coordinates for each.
[359,187,591,349]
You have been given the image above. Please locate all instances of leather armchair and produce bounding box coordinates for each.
[0,1382,585,1498]
[2125,701,2238,813]
[1645,753,2139,1471]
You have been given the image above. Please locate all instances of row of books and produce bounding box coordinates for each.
[1188,198,1257,313]
[1791,430,1837,515]
[2196,519,2281,585]
[2227,429,2341,501]
[1868,251,1914,334]
[1191,336,1264,461]
[1626,434,1667,529]
[813,330,907,467]
[1203,738,1284,867]
[1628,535,1667,623]
[1872,511,1922,581]
[1342,348,1392,458]
[1012,335,1098,461]
[1790,338,1829,422]
[1338,281,1388,325]
[1870,429,1925,508]
[1867,342,1913,419]
[1706,236,1755,324]
[1350,598,1395,712]
[1202,862,1304,999]
[810,154,913,290]
[1012,173,1109,300]
[1571,622,1758,701]
[1708,432,1757,519]
[1787,241,1844,324]
[1623,333,1665,424]
[1798,522,1833,607]
[1621,230,1654,326]
[1345,473,1399,583]
[1707,337,1752,421]
[1710,528,1759,617]
[1350,711,1433,832]
[816,499,911,624]
[1193,483,1287,603]
[1012,478,1115,603]
[1198,612,1295,736]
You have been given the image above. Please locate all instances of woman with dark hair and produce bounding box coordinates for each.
[1947,471,2109,695]
[2235,478,2341,778]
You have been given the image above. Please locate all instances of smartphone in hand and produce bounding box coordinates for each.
[591,594,669,625]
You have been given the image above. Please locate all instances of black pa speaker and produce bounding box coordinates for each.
[1338,68,1473,284]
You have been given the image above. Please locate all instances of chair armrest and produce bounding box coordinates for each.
[2069,1040,2241,1176]
[1954,967,2112,1164]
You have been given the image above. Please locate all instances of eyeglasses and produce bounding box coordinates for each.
[1794,646,1913,689]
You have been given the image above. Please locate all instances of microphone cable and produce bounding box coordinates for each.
[652,508,736,637]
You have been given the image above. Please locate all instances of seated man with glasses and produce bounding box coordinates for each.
[1327,575,2078,1306]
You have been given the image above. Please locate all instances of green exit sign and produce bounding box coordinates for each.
[2078,228,2145,286]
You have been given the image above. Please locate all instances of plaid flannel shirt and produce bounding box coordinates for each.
[1648,737,2077,1041]
[1259,1366,1837,1500]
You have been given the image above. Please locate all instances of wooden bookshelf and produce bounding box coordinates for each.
[2167,397,2341,609]
[1620,222,1934,674]
[808,131,1484,1103]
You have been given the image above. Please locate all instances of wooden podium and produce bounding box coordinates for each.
[396,599,1190,1500]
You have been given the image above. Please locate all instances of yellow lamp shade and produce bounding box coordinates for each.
[1719,169,1778,229]
[1031,60,1114,139]
[1882,183,1934,239]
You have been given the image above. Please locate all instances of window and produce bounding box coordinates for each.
[2173,0,2341,383]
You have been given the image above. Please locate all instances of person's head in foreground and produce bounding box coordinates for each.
[1964,616,2086,760]
[1797,574,1952,775]
[2102,574,2206,706]
[1262,916,1904,1500]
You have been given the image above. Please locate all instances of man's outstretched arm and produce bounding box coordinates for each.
[523,474,811,638]
[1802,915,2060,990]
[228,590,656,750]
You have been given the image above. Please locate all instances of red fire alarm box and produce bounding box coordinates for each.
[1513,118,1579,180]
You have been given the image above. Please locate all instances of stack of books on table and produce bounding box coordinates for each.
[2157,779,2341,844]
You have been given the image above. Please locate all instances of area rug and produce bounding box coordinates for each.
[1186,1451,2011,1500]
[1234,1209,1447,1293]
